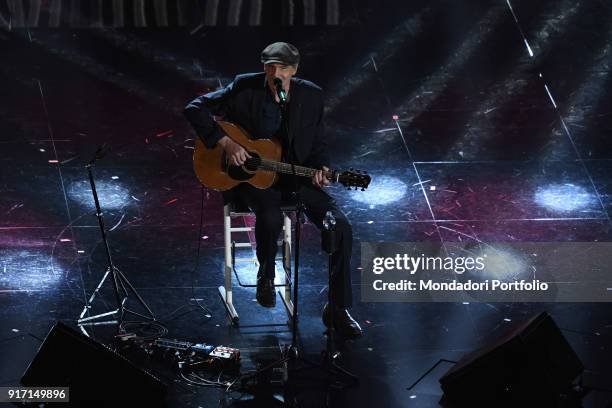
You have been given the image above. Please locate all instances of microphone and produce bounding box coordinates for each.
[273,78,287,104]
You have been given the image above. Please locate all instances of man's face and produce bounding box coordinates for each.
[264,63,298,90]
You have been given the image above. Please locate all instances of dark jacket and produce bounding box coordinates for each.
[183,72,330,169]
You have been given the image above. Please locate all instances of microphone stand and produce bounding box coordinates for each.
[76,145,156,335]
[234,81,306,404]
[273,80,357,398]
[277,80,304,361]
[235,82,359,405]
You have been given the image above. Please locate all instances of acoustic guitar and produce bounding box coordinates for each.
[193,120,371,191]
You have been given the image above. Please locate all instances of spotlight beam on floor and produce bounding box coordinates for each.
[445,0,584,160]
[4,30,226,117]
[505,0,612,226]
[376,4,507,165]
[325,7,432,114]
[390,5,507,121]
[558,23,612,143]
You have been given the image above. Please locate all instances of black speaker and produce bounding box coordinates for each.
[21,321,167,407]
[439,312,583,407]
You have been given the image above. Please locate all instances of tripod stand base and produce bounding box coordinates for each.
[281,344,359,390]
[77,266,156,334]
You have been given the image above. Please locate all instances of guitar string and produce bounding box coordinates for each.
[235,157,369,186]
[244,158,330,178]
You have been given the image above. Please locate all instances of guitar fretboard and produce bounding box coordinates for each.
[246,158,334,180]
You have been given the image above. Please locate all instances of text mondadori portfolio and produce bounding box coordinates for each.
[372,279,549,291]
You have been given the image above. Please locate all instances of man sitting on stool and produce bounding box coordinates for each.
[184,42,362,338]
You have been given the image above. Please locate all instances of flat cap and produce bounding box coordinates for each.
[261,42,300,66]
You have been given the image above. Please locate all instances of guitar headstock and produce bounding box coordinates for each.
[337,168,371,191]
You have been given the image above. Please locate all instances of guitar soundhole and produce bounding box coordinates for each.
[223,151,261,181]
[243,152,260,172]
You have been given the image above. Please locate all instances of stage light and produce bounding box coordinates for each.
[68,180,130,211]
[534,183,596,212]
[348,175,407,206]
[0,250,63,291]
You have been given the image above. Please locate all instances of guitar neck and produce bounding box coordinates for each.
[257,159,336,181]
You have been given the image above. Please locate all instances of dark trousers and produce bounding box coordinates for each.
[231,181,353,308]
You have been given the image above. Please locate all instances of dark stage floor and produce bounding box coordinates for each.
[1,1,612,407]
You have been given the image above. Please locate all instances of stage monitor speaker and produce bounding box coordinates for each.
[439,312,583,407]
[21,321,167,407]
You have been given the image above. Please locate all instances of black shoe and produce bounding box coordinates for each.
[322,303,362,338]
[256,277,276,308]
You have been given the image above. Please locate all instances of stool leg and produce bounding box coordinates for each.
[219,204,239,324]
[279,212,294,318]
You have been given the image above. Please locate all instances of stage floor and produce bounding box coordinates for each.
[1,0,612,406]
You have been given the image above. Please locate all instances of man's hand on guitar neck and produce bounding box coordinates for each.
[218,136,251,166]
[313,166,330,188]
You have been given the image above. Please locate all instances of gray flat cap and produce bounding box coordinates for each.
[261,42,300,65]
